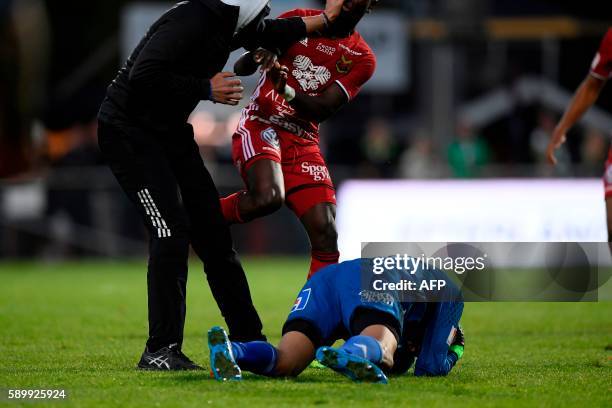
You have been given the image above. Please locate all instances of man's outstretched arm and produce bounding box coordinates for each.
[234,49,278,77]
[236,0,344,53]
[547,28,612,165]
[234,54,353,122]
[267,64,350,123]
[129,17,244,106]
[546,75,607,165]
[287,85,348,123]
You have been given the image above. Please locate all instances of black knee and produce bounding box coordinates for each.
[251,185,284,214]
[148,217,190,265]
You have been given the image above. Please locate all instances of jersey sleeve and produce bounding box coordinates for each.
[335,53,376,101]
[414,302,464,377]
[590,28,612,80]
[277,8,310,19]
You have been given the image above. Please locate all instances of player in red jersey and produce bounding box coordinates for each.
[221,0,378,278]
[547,28,612,249]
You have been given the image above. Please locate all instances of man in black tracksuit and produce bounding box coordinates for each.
[97,0,343,370]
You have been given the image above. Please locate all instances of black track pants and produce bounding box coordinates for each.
[98,120,265,351]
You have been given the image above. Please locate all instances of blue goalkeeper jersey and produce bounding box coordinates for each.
[283,258,464,376]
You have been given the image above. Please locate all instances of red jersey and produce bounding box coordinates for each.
[591,28,612,81]
[242,8,376,145]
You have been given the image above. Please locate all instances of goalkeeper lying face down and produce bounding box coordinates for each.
[208,258,465,384]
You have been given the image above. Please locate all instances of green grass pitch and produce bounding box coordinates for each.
[1,258,611,407]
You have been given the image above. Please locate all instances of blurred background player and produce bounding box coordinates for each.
[97,0,345,370]
[208,258,465,383]
[220,0,378,279]
[546,28,612,251]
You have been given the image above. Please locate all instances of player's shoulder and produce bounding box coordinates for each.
[159,1,206,31]
[349,31,376,63]
[278,8,321,19]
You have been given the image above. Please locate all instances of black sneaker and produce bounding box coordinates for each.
[137,344,202,371]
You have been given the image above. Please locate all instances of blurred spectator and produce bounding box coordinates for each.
[359,118,399,178]
[44,119,104,257]
[398,129,444,179]
[530,109,570,176]
[530,110,557,162]
[0,1,27,177]
[0,1,21,178]
[447,121,489,178]
[581,127,609,176]
[0,0,49,177]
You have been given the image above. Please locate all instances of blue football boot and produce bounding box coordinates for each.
[207,326,241,381]
[316,346,388,384]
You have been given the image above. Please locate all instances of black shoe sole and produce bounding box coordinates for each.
[136,364,203,371]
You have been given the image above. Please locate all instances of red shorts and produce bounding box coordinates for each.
[605,151,612,199]
[232,118,336,218]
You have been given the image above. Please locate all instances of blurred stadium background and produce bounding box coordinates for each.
[1,0,610,260]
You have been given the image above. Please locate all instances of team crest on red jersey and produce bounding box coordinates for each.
[261,127,280,150]
[336,55,354,74]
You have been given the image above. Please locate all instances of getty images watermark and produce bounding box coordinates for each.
[360,242,612,302]
[370,253,487,293]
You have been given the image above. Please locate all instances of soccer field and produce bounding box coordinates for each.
[1,258,611,407]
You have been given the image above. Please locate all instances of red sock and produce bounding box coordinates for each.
[220,192,246,224]
[308,250,340,279]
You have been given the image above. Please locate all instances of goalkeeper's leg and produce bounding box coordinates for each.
[210,328,315,380]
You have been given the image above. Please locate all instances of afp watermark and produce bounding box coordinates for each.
[361,242,612,302]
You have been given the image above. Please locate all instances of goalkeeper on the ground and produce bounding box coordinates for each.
[208,258,465,384]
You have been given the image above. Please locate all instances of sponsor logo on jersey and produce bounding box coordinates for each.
[301,162,330,182]
[261,127,280,150]
[316,43,336,56]
[339,43,363,56]
[336,55,353,74]
[251,114,308,139]
[292,55,332,91]
[291,288,312,313]
[299,37,309,47]
[358,290,395,306]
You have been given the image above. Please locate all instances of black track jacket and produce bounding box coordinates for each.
[98,0,306,133]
